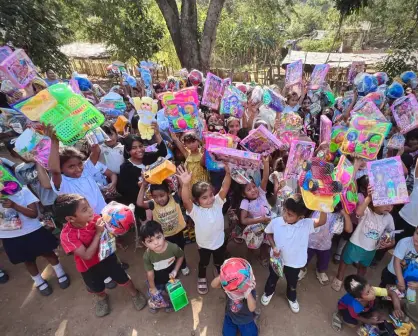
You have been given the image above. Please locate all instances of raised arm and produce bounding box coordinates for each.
[356,185,372,217]
[313,211,327,228]
[45,125,62,189]
[170,131,189,158]
[35,162,52,189]
[176,166,193,213]
[218,164,231,200]
[136,179,150,209]
[341,209,353,233]
[260,156,270,192]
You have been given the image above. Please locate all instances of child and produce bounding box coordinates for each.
[239,156,271,265]
[299,206,353,286]
[177,165,231,295]
[0,186,69,295]
[332,185,395,291]
[137,180,189,275]
[333,274,403,332]
[226,117,241,137]
[55,194,146,317]
[99,122,125,174]
[140,221,184,313]
[260,194,327,313]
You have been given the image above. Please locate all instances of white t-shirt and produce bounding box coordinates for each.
[350,207,395,251]
[99,143,124,174]
[240,188,270,219]
[265,217,315,268]
[400,166,418,227]
[387,237,418,275]
[51,160,106,214]
[0,187,42,239]
[187,194,225,250]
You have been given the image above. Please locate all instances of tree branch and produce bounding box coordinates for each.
[155,0,182,59]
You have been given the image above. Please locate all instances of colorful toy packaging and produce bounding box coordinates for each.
[0,165,22,197]
[367,156,409,206]
[309,64,330,90]
[14,83,105,145]
[208,146,261,170]
[220,85,247,118]
[143,157,176,185]
[204,132,237,171]
[285,59,303,87]
[351,99,387,121]
[334,155,358,214]
[327,126,347,162]
[95,92,126,117]
[270,256,284,277]
[202,72,223,110]
[262,88,285,113]
[0,46,12,81]
[240,124,283,155]
[391,94,418,134]
[347,61,365,84]
[387,133,406,150]
[284,140,315,179]
[85,127,110,146]
[14,128,51,168]
[220,258,255,301]
[0,49,37,88]
[242,224,265,249]
[0,202,22,231]
[319,115,332,144]
[114,115,128,134]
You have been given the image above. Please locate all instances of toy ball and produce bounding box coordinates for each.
[236,84,248,94]
[400,71,417,86]
[101,202,135,236]
[386,82,404,99]
[188,69,203,86]
[354,73,378,95]
[373,72,389,86]
[220,258,254,294]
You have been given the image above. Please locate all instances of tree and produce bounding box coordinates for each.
[0,0,71,74]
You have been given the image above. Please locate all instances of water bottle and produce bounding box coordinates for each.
[407,288,416,303]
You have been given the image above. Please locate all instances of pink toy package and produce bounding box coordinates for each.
[391,94,418,134]
[285,59,303,87]
[240,124,283,155]
[0,46,12,80]
[387,133,405,150]
[202,72,223,110]
[309,64,330,90]
[14,128,51,169]
[367,156,409,206]
[284,140,315,179]
[204,132,236,149]
[208,145,261,170]
[347,61,365,84]
[0,49,37,88]
[351,99,387,121]
[319,115,332,144]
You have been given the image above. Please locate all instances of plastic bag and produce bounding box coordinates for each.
[242,224,265,249]
[0,202,22,231]
[98,229,116,261]
[270,256,284,277]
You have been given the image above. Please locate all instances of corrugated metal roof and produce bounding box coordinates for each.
[60,42,111,59]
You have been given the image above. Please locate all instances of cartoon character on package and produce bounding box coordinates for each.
[0,49,37,88]
[387,133,406,150]
[391,94,418,134]
[14,128,51,169]
[309,64,330,90]
[347,61,365,84]
[202,72,223,110]
[220,85,247,118]
[240,124,283,155]
[285,59,303,87]
[284,140,315,179]
[351,99,387,121]
[262,89,285,113]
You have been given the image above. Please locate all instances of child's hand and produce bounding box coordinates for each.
[397,280,406,292]
[261,216,271,224]
[272,247,280,258]
[1,199,15,209]
[149,287,158,295]
[151,121,160,135]
[95,218,105,233]
[106,182,117,194]
[367,185,373,198]
[176,166,192,185]
[262,156,269,166]
[43,124,58,142]
[393,308,405,320]
[169,270,177,279]
[408,281,418,290]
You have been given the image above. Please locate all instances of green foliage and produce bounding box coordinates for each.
[298,35,340,52]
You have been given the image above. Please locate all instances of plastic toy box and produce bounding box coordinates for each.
[144,157,176,185]
[240,124,283,155]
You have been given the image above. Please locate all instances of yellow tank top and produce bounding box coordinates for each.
[185,152,209,187]
[152,195,186,237]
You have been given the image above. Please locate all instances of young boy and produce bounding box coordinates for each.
[332,274,403,332]
[140,221,184,312]
[99,123,125,175]
[55,194,146,317]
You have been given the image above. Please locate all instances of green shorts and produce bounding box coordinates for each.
[343,241,376,267]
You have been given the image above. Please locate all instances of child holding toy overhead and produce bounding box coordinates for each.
[177,164,231,295]
[261,194,327,313]
[99,122,125,175]
[332,185,395,292]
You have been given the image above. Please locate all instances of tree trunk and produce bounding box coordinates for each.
[156,0,226,72]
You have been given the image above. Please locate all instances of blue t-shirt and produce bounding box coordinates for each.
[225,290,256,325]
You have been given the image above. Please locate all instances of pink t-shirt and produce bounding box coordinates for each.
[240,188,271,220]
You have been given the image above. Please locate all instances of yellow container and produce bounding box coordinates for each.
[144,158,176,184]
[114,115,128,134]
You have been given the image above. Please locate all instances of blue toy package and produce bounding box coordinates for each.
[205,150,224,172]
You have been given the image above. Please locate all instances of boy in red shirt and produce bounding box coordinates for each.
[55,194,146,317]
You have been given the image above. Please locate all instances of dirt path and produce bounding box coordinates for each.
[0,235,387,336]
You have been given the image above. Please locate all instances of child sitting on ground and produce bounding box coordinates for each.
[140,221,184,313]
[56,194,146,317]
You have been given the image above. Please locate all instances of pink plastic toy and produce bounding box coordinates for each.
[240,124,283,155]
[284,140,315,179]
[367,156,409,206]
[387,133,406,150]
[351,100,387,121]
[286,59,303,87]
[202,72,223,110]
[309,64,330,90]
[347,61,365,84]
[208,145,261,170]
[0,49,37,88]
[319,115,332,144]
[391,94,418,134]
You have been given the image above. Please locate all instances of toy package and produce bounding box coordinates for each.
[270,256,284,277]
[309,64,330,90]
[14,83,105,145]
[96,92,126,117]
[202,72,223,110]
[242,224,265,249]
[230,167,252,184]
[98,229,116,261]
[208,146,261,170]
[334,155,358,214]
[85,127,110,146]
[220,85,247,118]
[391,94,418,134]
[262,89,285,113]
[0,46,12,80]
[367,156,409,206]
[347,61,365,84]
[166,279,189,312]
[0,49,37,88]
[285,59,303,87]
[114,115,128,134]
[0,165,22,196]
[319,115,332,144]
[0,203,22,231]
[240,124,283,155]
[284,140,315,179]
[327,126,347,162]
[341,181,358,214]
[204,132,237,171]
[14,128,51,168]
[351,99,387,121]
[387,133,405,150]
[143,157,176,184]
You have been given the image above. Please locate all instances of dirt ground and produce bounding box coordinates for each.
[0,231,396,336]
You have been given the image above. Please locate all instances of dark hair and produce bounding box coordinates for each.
[344,274,368,298]
[286,91,298,102]
[53,194,86,221]
[182,132,199,144]
[406,129,418,142]
[139,220,164,242]
[59,147,85,168]
[357,175,369,195]
[283,194,308,217]
[273,158,286,172]
[237,128,250,140]
[101,122,117,136]
[401,153,414,174]
[192,181,212,200]
[122,134,144,160]
[150,180,170,194]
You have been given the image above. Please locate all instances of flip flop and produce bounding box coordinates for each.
[332,312,342,332]
[197,278,208,295]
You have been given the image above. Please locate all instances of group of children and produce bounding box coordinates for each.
[1,68,418,336]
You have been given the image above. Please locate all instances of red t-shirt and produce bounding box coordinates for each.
[60,215,101,273]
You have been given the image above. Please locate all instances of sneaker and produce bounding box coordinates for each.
[316,271,329,286]
[95,295,110,317]
[181,266,190,276]
[260,292,274,306]
[298,268,307,281]
[132,291,147,311]
[331,278,343,292]
[288,299,300,313]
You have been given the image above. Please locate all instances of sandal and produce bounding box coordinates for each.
[331,278,343,292]
[58,274,71,289]
[332,312,342,332]
[197,278,208,295]
[132,291,147,311]
[95,295,110,317]
[37,280,53,296]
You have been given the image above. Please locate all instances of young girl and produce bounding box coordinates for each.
[332,185,395,291]
[177,165,231,295]
[298,206,353,286]
[137,180,189,275]
[226,117,241,137]
[0,185,69,295]
[99,122,125,175]
[239,156,271,265]
[261,194,327,313]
